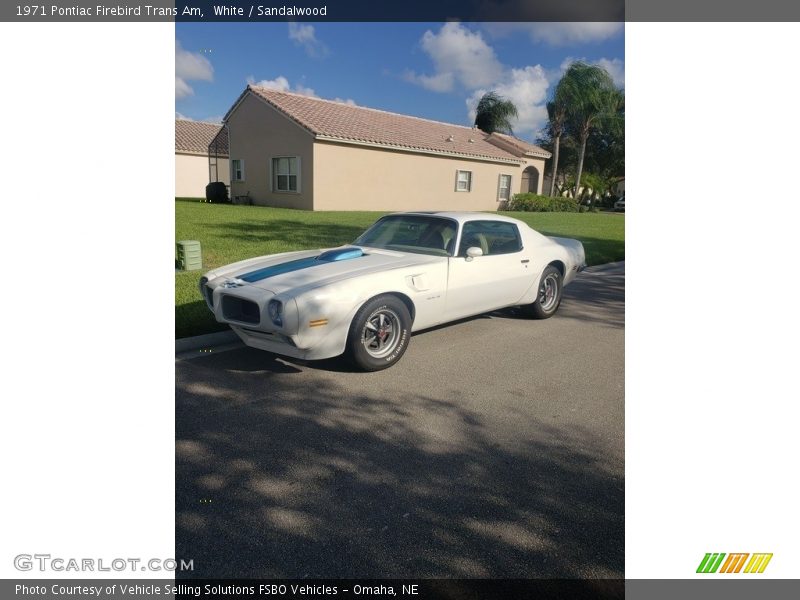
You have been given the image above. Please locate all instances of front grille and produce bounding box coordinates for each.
[221,295,260,325]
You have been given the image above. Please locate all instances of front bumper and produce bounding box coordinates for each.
[202,283,347,361]
[230,326,309,359]
[231,325,346,361]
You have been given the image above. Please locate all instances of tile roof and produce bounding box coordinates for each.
[488,132,551,159]
[175,119,229,156]
[242,86,532,163]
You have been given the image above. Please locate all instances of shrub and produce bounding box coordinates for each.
[205,182,230,204]
[507,193,579,212]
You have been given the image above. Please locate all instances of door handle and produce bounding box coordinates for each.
[520,259,530,264]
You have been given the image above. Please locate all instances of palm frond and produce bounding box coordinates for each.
[474,91,519,135]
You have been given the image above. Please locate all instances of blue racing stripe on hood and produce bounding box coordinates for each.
[238,247,365,283]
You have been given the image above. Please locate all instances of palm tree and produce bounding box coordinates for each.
[546,97,567,197]
[560,62,622,204]
[474,91,518,135]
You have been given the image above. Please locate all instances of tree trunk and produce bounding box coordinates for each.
[549,134,561,197]
[574,133,588,205]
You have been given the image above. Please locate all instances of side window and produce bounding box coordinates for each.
[231,159,245,182]
[455,170,472,192]
[272,156,300,192]
[498,174,512,201]
[459,221,522,256]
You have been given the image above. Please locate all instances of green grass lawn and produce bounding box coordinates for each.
[175,199,624,338]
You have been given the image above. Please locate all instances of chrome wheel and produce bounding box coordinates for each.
[538,273,560,312]
[362,308,401,358]
[347,295,412,371]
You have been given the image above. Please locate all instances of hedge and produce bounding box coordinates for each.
[507,193,580,212]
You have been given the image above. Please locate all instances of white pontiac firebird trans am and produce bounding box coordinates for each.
[200,212,586,371]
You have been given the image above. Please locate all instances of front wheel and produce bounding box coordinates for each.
[345,295,412,371]
[521,265,563,319]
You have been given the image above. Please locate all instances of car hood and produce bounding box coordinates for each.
[207,246,442,295]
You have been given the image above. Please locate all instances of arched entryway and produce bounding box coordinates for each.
[521,166,540,194]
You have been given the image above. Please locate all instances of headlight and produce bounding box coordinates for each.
[267,299,283,327]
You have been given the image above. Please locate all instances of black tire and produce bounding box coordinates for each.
[521,265,563,319]
[345,295,412,371]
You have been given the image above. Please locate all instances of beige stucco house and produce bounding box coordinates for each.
[220,85,551,211]
[175,119,229,198]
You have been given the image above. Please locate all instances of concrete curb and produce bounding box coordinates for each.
[175,330,239,354]
[583,261,625,273]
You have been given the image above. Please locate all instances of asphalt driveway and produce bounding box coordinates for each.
[175,262,624,578]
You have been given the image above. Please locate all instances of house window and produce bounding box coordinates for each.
[272,157,300,192]
[231,159,245,182]
[455,170,472,192]
[498,174,512,201]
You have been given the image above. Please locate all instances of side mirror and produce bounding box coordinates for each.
[465,246,483,261]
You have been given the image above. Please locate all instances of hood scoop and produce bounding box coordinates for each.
[238,247,366,283]
[316,247,364,262]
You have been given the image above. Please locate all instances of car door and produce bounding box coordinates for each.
[444,220,533,321]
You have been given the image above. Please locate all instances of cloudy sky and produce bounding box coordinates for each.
[176,22,624,142]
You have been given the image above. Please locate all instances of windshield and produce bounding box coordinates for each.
[354,215,457,256]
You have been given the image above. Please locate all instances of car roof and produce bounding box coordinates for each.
[388,211,527,226]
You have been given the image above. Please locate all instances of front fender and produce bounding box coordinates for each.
[292,286,416,358]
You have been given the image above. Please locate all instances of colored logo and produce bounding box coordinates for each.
[697,553,773,574]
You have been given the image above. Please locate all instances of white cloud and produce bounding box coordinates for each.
[402,70,455,93]
[558,57,625,88]
[293,83,317,96]
[405,22,502,93]
[246,75,357,105]
[175,112,224,124]
[248,75,289,91]
[466,65,550,137]
[530,23,623,46]
[175,78,193,99]
[402,23,550,137]
[247,75,317,97]
[175,40,213,99]
[485,22,623,46]
[596,58,625,88]
[288,23,328,58]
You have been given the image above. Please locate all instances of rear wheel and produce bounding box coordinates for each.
[521,265,563,319]
[345,295,412,371]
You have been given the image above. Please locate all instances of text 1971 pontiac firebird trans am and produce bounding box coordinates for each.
[200,212,586,371]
